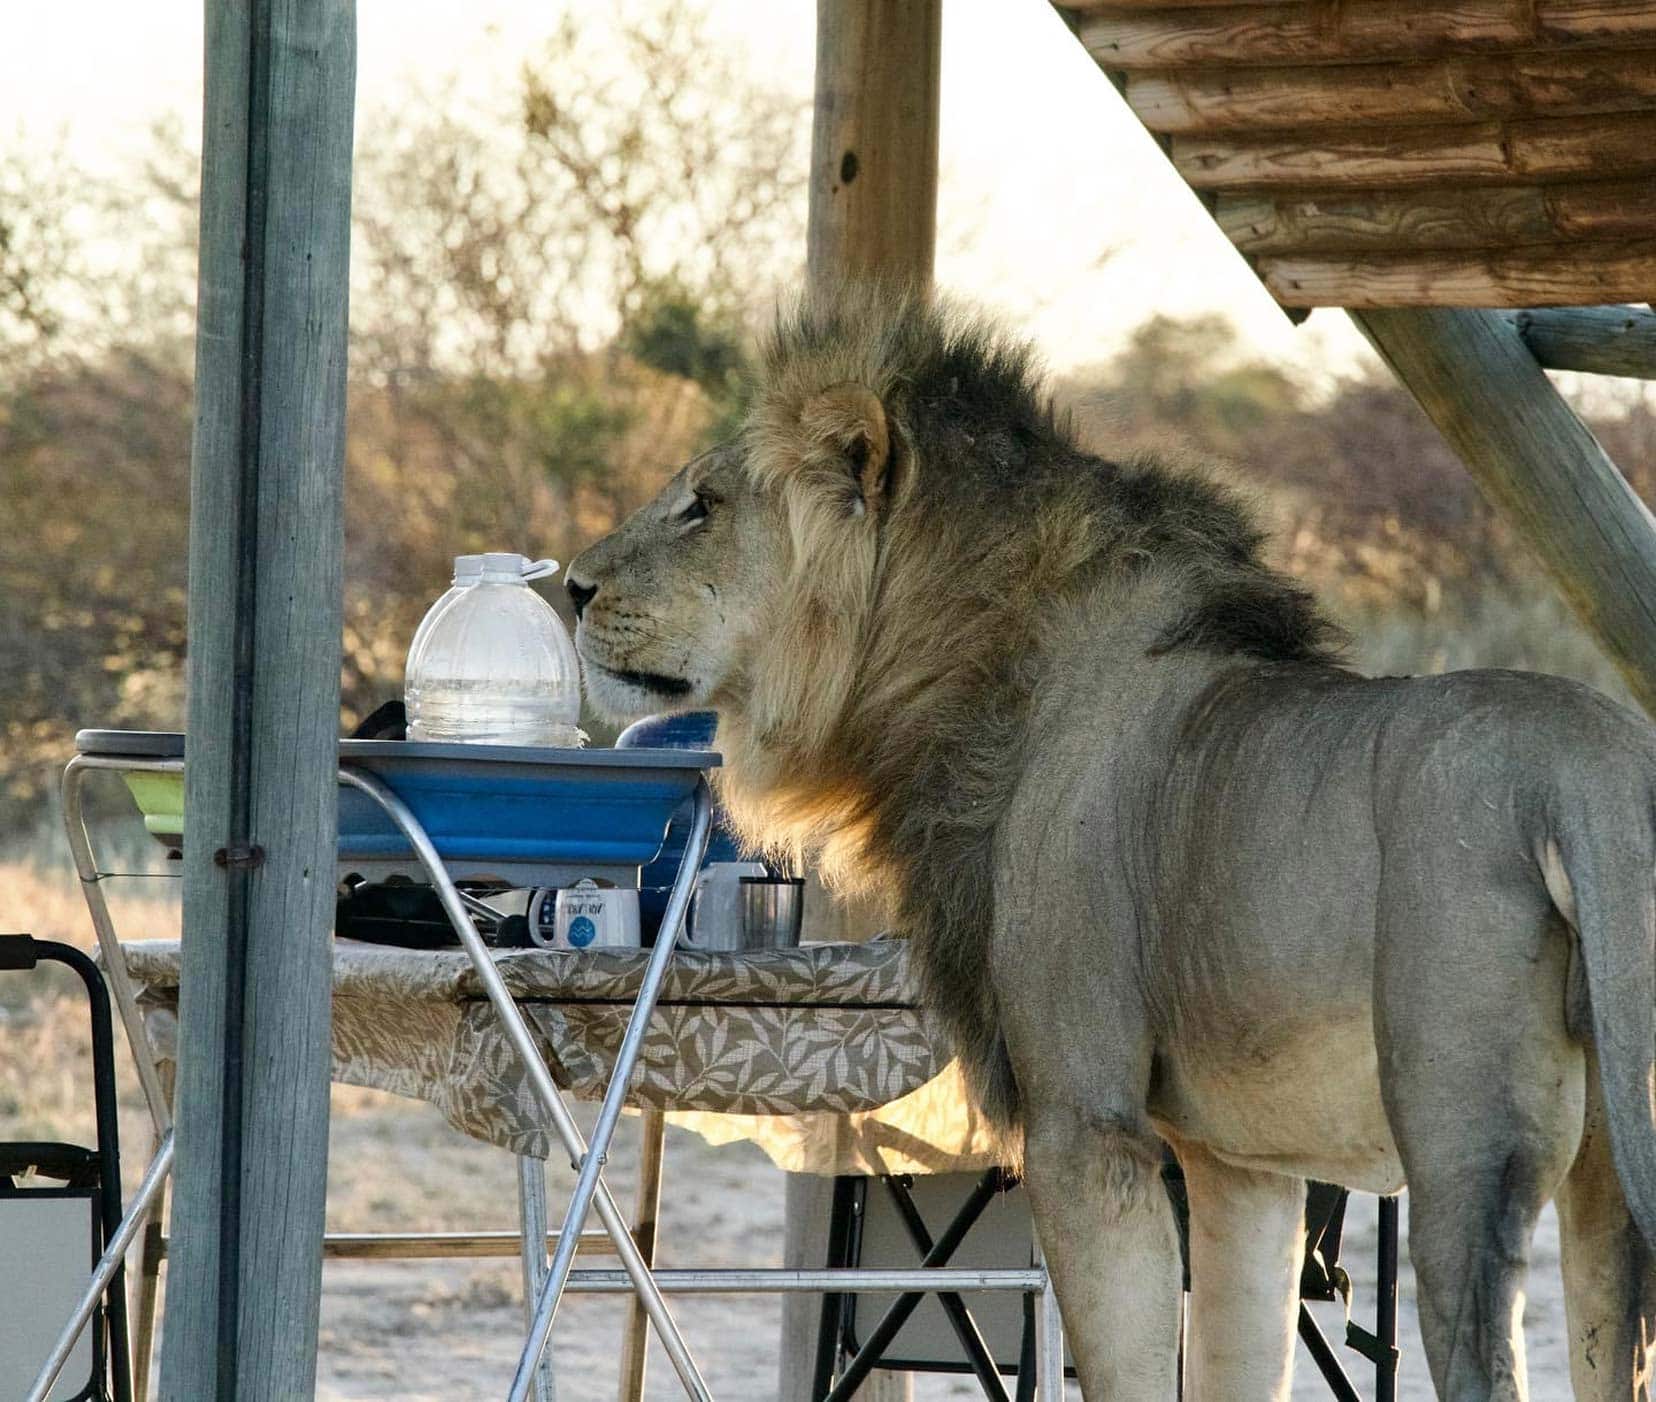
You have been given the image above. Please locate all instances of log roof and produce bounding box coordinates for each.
[1060,0,1656,307]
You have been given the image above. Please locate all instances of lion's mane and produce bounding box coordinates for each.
[714,286,1343,1129]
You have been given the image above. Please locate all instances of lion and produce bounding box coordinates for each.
[566,287,1656,1400]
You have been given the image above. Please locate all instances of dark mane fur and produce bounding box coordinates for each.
[735,290,1344,1132]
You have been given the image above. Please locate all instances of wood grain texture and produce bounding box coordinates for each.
[1079,0,1656,71]
[1355,306,1656,714]
[1217,178,1656,253]
[1263,239,1656,305]
[1549,178,1656,234]
[1217,187,1554,253]
[1126,50,1656,134]
[807,0,942,298]
[1508,304,1656,377]
[1062,0,1284,11]
[159,0,353,1397]
[1176,122,1512,188]
[1177,111,1656,190]
[1509,110,1656,176]
[787,7,936,1394]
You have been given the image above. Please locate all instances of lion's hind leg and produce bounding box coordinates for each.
[1022,1104,1182,1400]
[1174,1138,1305,1402]
[1558,1044,1656,1400]
[1377,863,1585,1400]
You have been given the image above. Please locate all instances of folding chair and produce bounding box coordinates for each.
[0,934,132,1402]
[816,1167,1399,1401]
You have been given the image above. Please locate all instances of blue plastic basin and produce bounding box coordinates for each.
[75,730,719,870]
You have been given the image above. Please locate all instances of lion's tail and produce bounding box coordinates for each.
[1556,812,1656,1252]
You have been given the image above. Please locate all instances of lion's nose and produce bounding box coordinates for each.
[566,574,597,620]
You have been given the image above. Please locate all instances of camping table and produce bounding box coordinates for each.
[52,734,1064,1402]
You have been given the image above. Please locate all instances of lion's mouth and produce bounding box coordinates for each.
[589,660,693,699]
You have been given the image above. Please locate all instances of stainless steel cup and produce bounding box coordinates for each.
[738,876,805,950]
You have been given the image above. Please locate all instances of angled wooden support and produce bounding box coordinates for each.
[1505,306,1656,380]
[160,0,354,1396]
[1354,307,1656,715]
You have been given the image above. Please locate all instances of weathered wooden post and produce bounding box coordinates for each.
[159,0,354,1396]
[1356,306,1656,716]
[806,0,942,302]
[781,4,941,1398]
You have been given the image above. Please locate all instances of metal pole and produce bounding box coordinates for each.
[620,1109,668,1402]
[517,1156,558,1402]
[1035,1242,1064,1402]
[61,757,174,1134]
[1376,1196,1400,1402]
[560,1269,1049,1294]
[336,769,714,1402]
[511,782,715,1402]
[27,1134,175,1402]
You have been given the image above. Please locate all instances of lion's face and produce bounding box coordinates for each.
[565,442,787,719]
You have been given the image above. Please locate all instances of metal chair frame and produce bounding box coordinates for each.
[2,934,134,1402]
[815,1169,1400,1400]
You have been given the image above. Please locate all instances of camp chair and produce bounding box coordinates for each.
[815,1166,1398,1401]
[0,934,133,1402]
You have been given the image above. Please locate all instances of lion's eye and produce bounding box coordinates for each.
[678,493,711,525]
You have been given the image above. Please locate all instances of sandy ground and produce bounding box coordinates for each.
[300,1092,1572,1401]
[3,860,1578,1399]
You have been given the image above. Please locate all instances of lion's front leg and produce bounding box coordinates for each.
[1173,1138,1305,1402]
[1023,1104,1182,1400]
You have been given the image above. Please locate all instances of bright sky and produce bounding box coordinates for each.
[3,0,1372,378]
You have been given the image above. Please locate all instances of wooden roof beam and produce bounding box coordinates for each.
[1125,50,1656,135]
[1077,0,1656,72]
[1219,181,1656,257]
[1507,305,1656,378]
[1355,307,1656,713]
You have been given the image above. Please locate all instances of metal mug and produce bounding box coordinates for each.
[687,861,767,949]
[737,876,804,950]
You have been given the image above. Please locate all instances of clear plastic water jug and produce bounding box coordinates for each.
[404,554,483,723]
[405,552,585,747]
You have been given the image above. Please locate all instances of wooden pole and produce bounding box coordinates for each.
[1507,306,1656,380]
[807,0,942,300]
[1355,306,1656,715]
[159,0,354,1396]
[783,6,941,1398]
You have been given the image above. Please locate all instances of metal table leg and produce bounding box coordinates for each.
[620,1109,668,1402]
[339,769,714,1402]
[1034,1241,1064,1402]
[517,1156,558,1402]
[510,779,713,1402]
[61,757,175,1138]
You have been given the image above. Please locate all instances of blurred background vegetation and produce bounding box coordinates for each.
[3,3,1655,838]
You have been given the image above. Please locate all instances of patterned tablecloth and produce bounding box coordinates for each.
[120,939,1006,1175]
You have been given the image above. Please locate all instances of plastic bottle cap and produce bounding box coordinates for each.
[453,554,484,582]
[478,552,559,582]
[480,551,528,581]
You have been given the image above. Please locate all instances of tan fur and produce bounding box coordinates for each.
[569,289,1656,1398]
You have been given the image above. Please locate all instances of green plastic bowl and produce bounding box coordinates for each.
[121,772,185,844]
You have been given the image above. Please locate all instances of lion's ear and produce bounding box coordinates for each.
[801,383,891,514]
